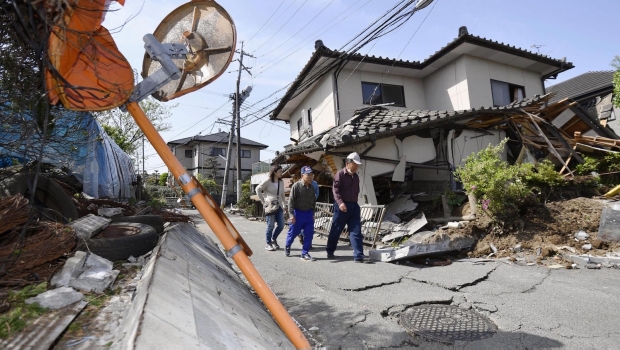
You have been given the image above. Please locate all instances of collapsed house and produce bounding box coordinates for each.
[260,26,620,250]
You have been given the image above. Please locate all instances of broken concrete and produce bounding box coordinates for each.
[568,254,620,268]
[98,208,123,218]
[84,253,114,271]
[70,267,120,294]
[382,196,417,223]
[25,287,83,309]
[50,251,88,288]
[598,201,620,242]
[69,214,111,240]
[381,212,427,243]
[370,232,476,262]
[574,230,590,241]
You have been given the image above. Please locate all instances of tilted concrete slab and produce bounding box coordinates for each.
[370,234,476,262]
[114,223,292,350]
[50,251,87,288]
[69,214,110,239]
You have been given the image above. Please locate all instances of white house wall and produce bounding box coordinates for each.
[337,68,426,125]
[450,129,507,167]
[423,56,470,111]
[290,74,336,139]
[463,55,544,109]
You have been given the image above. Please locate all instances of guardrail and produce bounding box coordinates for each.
[313,202,387,248]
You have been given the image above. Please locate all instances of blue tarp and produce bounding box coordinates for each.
[0,105,135,199]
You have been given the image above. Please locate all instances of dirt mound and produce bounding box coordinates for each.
[449,197,620,264]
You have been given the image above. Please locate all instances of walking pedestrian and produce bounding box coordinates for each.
[326,152,372,263]
[285,166,317,261]
[298,179,319,245]
[256,165,285,251]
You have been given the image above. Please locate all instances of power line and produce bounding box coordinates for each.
[256,0,337,57]
[167,100,230,140]
[249,0,310,53]
[241,0,423,128]
[244,0,287,44]
[242,0,376,82]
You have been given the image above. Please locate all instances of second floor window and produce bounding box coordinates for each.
[297,118,303,132]
[210,147,226,157]
[241,150,251,158]
[362,82,405,107]
[491,80,525,107]
[184,150,193,158]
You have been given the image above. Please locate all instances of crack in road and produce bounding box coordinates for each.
[341,277,406,291]
[453,265,499,291]
[522,269,551,293]
[403,265,499,292]
[381,299,454,318]
[349,313,369,328]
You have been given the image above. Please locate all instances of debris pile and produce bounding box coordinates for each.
[437,197,620,268]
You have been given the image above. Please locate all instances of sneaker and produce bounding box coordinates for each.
[265,244,275,251]
[354,257,373,264]
[300,253,316,262]
[285,246,291,257]
[271,240,280,250]
[327,253,335,259]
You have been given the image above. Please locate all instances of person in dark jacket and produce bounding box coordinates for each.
[285,166,317,261]
[326,152,372,263]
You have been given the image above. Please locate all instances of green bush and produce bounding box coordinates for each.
[237,179,256,216]
[147,198,166,210]
[575,153,620,186]
[522,160,566,188]
[194,173,221,195]
[455,139,531,219]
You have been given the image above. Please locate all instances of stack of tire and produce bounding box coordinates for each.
[0,167,79,223]
[77,215,164,262]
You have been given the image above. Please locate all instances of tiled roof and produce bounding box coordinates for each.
[167,132,268,148]
[280,95,549,157]
[271,31,573,121]
[546,71,614,104]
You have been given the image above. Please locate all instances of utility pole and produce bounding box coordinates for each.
[234,42,254,202]
[220,106,236,207]
[219,42,253,206]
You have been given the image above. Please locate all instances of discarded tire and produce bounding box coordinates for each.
[2,172,79,223]
[110,214,164,234]
[77,223,159,262]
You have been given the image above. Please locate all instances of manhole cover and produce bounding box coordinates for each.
[400,304,497,344]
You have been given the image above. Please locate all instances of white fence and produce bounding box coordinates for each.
[313,202,387,248]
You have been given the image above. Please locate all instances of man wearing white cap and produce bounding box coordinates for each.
[326,152,372,263]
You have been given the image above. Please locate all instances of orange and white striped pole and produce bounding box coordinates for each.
[126,101,310,349]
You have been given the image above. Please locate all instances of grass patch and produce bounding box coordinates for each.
[0,283,49,339]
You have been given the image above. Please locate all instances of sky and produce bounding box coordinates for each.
[102,0,620,174]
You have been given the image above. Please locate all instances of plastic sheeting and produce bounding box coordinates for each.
[0,105,135,199]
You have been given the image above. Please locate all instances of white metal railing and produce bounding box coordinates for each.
[313,202,387,248]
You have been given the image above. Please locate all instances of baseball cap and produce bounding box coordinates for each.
[347,152,362,165]
[301,166,313,175]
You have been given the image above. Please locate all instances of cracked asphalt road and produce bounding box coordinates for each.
[190,211,620,349]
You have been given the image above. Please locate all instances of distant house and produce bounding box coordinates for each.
[270,26,575,205]
[167,132,268,195]
[546,71,619,139]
